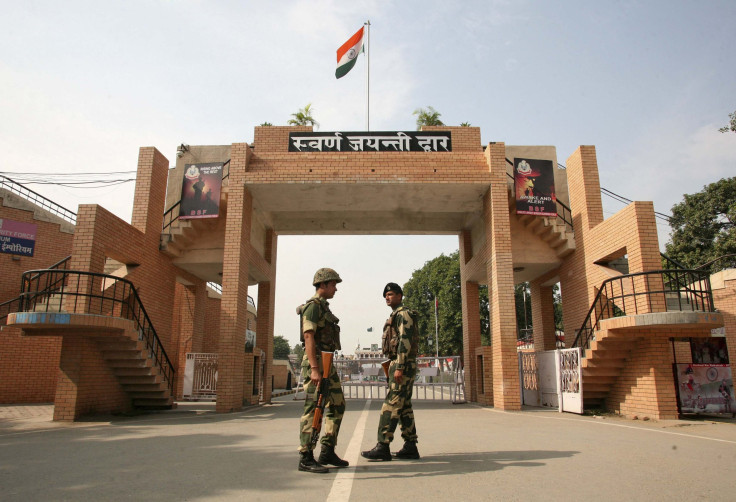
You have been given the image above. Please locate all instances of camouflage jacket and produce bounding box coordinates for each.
[299,294,341,352]
[383,305,418,370]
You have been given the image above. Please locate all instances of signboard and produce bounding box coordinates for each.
[0,218,37,257]
[245,329,256,353]
[514,158,557,217]
[676,363,735,414]
[288,131,452,152]
[179,163,223,220]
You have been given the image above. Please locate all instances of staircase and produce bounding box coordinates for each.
[579,331,640,408]
[160,218,210,258]
[12,268,176,413]
[95,334,174,409]
[572,267,717,411]
[516,211,576,259]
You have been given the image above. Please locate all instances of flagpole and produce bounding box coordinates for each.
[434,296,439,359]
[364,20,370,131]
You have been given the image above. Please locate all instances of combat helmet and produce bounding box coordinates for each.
[313,268,343,286]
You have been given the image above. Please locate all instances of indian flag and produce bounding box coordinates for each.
[335,27,364,79]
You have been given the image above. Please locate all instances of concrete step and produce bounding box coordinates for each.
[107,358,153,368]
[101,350,142,360]
[118,375,163,385]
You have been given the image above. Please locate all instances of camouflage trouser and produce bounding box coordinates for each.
[298,353,345,452]
[377,359,418,444]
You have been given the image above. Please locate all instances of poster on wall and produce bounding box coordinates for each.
[514,158,557,217]
[179,163,223,220]
[0,218,37,257]
[675,363,735,414]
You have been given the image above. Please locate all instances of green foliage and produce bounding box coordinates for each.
[719,110,736,134]
[460,122,471,127]
[553,283,564,332]
[292,343,304,362]
[273,335,291,359]
[288,103,319,128]
[664,177,736,271]
[413,106,444,130]
[260,122,273,126]
[402,251,489,356]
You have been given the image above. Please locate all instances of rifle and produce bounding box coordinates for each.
[381,359,391,380]
[310,351,334,448]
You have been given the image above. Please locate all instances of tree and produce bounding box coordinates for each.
[413,106,444,130]
[260,122,273,126]
[719,110,736,134]
[273,335,291,359]
[460,122,471,127]
[288,103,319,128]
[402,251,489,356]
[664,177,736,271]
[292,343,304,362]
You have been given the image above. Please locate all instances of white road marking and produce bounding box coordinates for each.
[327,399,372,502]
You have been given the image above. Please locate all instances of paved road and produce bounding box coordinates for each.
[1,398,735,501]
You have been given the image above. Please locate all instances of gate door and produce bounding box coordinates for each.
[559,348,583,414]
[519,351,539,406]
[518,348,583,414]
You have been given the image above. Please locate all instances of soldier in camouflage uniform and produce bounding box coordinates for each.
[361,282,420,461]
[297,268,349,473]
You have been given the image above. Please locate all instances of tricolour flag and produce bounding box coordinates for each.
[335,27,364,79]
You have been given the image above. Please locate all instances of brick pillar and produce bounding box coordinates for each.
[131,147,169,242]
[461,284,481,402]
[484,143,521,410]
[217,143,252,413]
[562,146,605,333]
[256,229,277,404]
[530,280,557,351]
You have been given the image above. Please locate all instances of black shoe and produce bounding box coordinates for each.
[298,450,329,473]
[393,441,420,460]
[319,445,349,467]
[361,442,392,461]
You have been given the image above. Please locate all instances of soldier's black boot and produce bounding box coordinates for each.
[298,450,329,473]
[393,441,420,460]
[319,444,349,467]
[361,442,392,461]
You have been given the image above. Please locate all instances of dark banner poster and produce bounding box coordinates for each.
[0,218,37,257]
[179,163,223,220]
[691,337,729,364]
[676,363,735,414]
[514,158,557,217]
[288,131,452,152]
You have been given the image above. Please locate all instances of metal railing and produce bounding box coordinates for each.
[505,158,573,234]
[694,254,736,275]
[572,269,715,352]
[1,256,71,325]
[18,269,175,393]
[162,159,230,234]
[0,175,77,224]
[293,356,466,403]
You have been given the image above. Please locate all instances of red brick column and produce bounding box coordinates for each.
[485,143,521,410]
[256,229,277,403]
[217,143,252,412]
[530,280,557,351]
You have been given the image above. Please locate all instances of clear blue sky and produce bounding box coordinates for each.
[2,1,735,352]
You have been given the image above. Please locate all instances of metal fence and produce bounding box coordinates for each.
[294,356,466,403]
